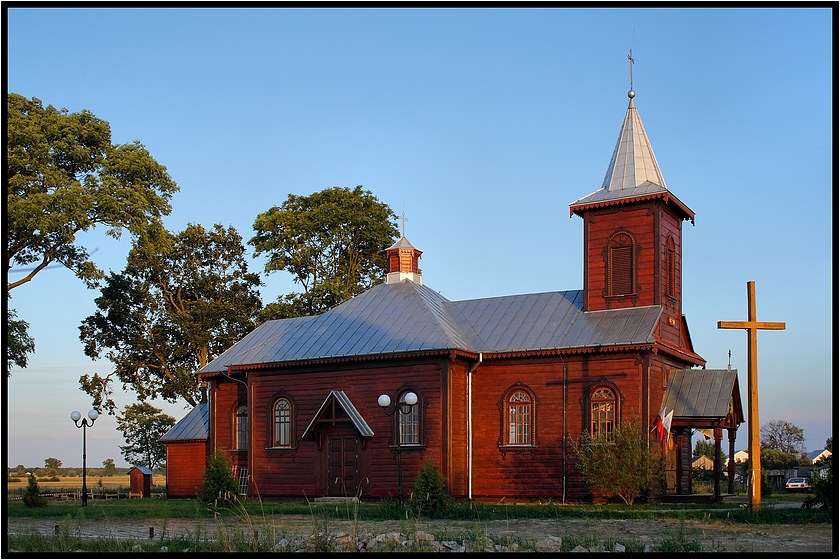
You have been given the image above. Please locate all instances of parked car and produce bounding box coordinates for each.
[785,477,810,492]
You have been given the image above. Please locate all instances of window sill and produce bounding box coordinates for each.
[388,443,425,451]
[498,444,538,456]
[265,446,296,452]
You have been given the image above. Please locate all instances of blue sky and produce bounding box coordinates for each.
[5,7,833,468]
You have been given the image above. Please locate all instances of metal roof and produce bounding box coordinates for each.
[160,403,208,442]
[128,466,155,475]
[570,94,693,221]
[661,369,741,420]
[200,281,663,374]
[387,236,421,251]
[300,390,375,440]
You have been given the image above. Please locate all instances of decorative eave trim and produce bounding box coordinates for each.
[480,343,655,361]
[198,340,703,377]
[570,192,695,224]
[670,417,741,429]
[198,348,473,378]
[653,337,706,366]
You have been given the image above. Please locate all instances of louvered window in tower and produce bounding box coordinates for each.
[608,233,634,296]
[666,236,676,298]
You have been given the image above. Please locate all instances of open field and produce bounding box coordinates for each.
[7,475,167,500]
[8,474,166,490]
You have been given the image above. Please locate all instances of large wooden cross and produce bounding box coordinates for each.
[718,281,785,510]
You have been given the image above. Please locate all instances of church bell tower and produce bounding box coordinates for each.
[569,72,694,343]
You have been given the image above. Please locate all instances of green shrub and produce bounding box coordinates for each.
[803,460,832,511]
[570,416,664,505]
[22,473,47,508]
[196,451,239,506]
[760,469,773,496]
[410,457,450,516]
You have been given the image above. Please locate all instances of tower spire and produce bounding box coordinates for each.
[628,49,635,97]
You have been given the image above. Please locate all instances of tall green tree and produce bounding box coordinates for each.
[760,447,799,470]
[570,416,664,505]
[6,93,178,371]
[79,224,262,410]
[44,458,62,471]
[692,438,716,460]
[115,402,176,470]
[102,458,116,477]
[760,419,806,456]
[6,307,35,375]
[250,186,399,319]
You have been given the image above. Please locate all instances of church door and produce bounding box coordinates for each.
[327,432,359,496]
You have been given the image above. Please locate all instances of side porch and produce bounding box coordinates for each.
[661,368,745,502]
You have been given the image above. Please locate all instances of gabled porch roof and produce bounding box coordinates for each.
[301,390,375,440]
[661,369,744,429]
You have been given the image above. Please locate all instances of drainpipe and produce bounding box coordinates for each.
[562,358,567,504]
[467,353,482,501]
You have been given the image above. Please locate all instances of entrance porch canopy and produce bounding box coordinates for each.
[661,368,744,499]
[662,369,744,431]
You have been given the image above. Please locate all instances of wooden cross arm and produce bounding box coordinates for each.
[717,321,786,330]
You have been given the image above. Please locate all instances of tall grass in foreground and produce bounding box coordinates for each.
[7,520,751,554]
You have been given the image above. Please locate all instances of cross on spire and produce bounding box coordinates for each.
[628,49,635,93]
[718,281,785,511]
[399,212,408,238]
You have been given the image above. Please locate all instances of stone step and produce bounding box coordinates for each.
[312,496,360,504]
[721,494,748,504]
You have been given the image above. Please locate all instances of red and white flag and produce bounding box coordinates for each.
[652,407,674,442]
[662,409,674,443]
[652,407,667,441]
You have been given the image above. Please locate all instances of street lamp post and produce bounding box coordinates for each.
[378,391,417,505]
[70,409,99,506]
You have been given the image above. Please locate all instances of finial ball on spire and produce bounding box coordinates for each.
[628,89,635,99]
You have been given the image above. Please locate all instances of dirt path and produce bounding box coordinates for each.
[7,514,834,553]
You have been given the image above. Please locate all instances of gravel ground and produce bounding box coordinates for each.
[6,513,834,554]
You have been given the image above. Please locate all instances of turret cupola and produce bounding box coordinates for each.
[385,237,422,285]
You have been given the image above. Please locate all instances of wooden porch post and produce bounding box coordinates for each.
[713,427,722,500]
[727,428,737,495]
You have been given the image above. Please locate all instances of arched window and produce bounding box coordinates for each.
[607,232,635,296]
[590,388,616,437]
[500,384,537,448]
[234,404,248,450]
[508,391,532,445]
[398,391,420,445]
[665,236,676,298]
[273,398,292,447]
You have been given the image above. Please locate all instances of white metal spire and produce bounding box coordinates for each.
[600,94,668,192]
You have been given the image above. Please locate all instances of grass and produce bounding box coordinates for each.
[6,492,829,525]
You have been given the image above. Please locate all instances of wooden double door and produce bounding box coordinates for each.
[326,431,360,496]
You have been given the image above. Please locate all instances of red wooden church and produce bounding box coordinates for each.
[162,88,743,502]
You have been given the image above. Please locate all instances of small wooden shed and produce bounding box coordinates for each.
[128,466,154,498]
[160,403,209,498]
